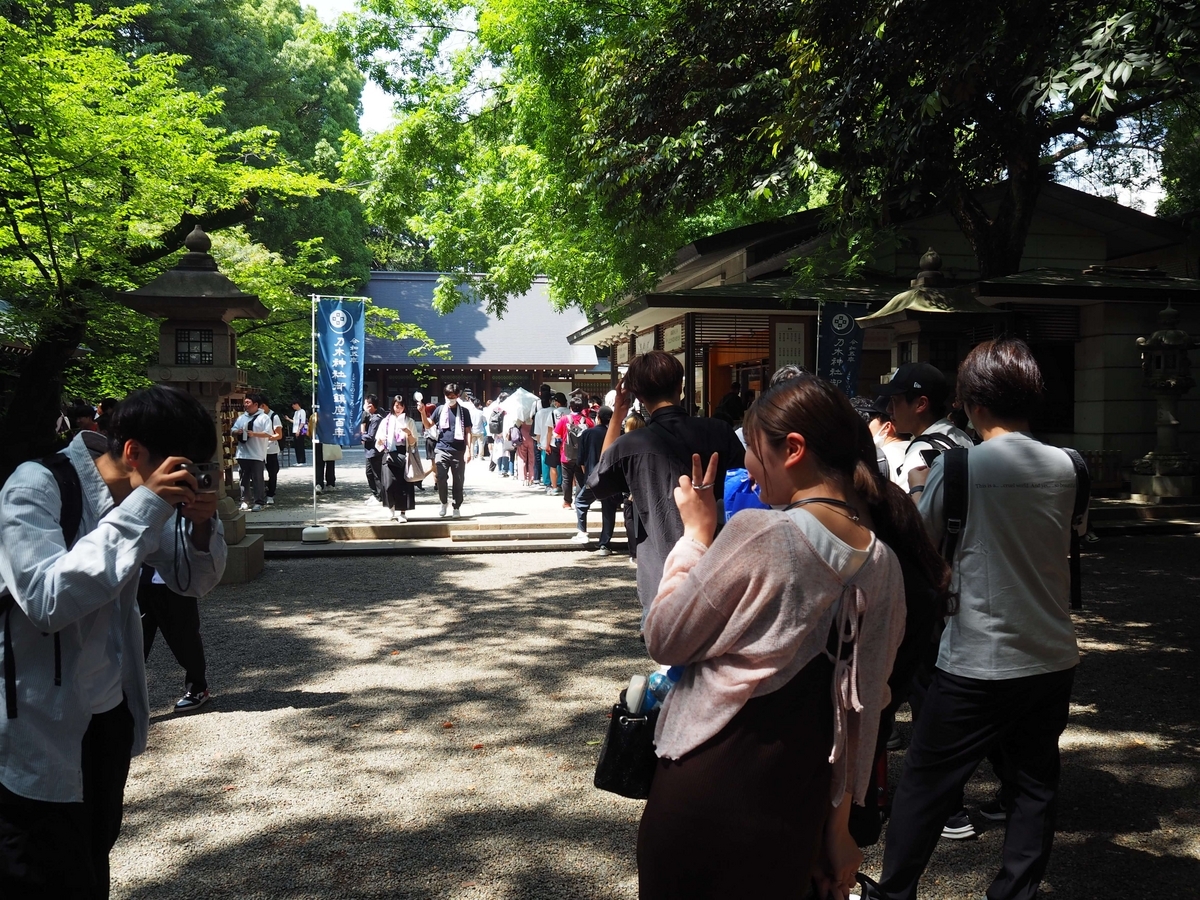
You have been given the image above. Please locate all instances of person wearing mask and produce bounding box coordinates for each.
[261,398,284,506]
[571,406,618,554]
[376,395,418,522]
[553,393,595,509]
[534,389,559,495]
[875,363,973,486]
[637,376,938,899]
[867,403,908,487]
[231,393,271,511]
[361,395,384,505]
[589,352,744,626]
[290,400,307,466]
[421,383,473,517]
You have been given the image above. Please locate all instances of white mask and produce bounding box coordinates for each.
[873,431,887,448]
[447,398,458,408]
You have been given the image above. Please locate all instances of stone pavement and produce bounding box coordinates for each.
[242,447,626,555]
[114,535,1200,899]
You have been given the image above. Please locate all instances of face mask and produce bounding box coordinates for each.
[447,398,458,407]
[873,431,887,448]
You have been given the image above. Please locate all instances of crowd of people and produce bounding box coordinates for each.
[7,336,1086,899]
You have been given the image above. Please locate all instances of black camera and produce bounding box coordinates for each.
[179,462,220,493]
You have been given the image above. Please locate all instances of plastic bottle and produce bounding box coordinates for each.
[645,665,684,708]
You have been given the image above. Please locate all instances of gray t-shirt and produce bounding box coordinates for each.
[917,432,1080,679]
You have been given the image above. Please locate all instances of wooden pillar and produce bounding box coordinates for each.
[684,313,696,416]
[610,342,619,389]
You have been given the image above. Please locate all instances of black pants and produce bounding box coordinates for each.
[434,448,465,508]
[366,452,382,499]
[265,453,279,498]
[880,666,1075,900]
[141,582,207,693]
[293,434,306,464]
[313,444,336,487]
[0,699,134,899]
[560,459,584,506]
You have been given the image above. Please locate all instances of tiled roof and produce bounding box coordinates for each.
[364,273,599,369]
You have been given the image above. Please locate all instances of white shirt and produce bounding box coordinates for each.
[0,432,227,801]
[292,408,307,436]
[895,418,974,486]
[917,432,1080,679]
[879,439,908,486]
[533,406,556,447]
[265,411,282,455]
[233,409,271,461]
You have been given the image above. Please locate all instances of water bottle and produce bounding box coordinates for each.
[644,665,684,710]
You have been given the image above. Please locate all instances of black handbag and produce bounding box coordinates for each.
[593,690,660,800]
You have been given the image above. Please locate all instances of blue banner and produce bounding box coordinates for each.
[316,297,365,446]
[817,302,870,397]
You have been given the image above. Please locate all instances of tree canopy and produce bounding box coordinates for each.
[343,0,1200,314]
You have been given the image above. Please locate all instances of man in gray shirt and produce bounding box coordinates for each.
[877,339,1081,900]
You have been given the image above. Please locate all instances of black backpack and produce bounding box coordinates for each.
[563,416,589,463]
[488,407,505,436]
[940,446,1091,608]
[0,454,83,719]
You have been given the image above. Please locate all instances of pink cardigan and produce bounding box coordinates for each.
[646,509,906,805]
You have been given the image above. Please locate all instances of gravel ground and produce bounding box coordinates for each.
[115,536,1200,899]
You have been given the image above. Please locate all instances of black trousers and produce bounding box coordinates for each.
[434,448,466,508]
[365,452,382,499]
[313,444,336,487]
[141,582,208,693]
[560,460,584,506]
[293,434,306,464]
[265,453,279,497]
[0,699,133,900]
[880,666,1076,900]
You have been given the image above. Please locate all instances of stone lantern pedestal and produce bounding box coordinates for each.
[121,226,269,582]
[1131,303,1200,502]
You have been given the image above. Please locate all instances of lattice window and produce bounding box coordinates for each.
[176,329,213,365]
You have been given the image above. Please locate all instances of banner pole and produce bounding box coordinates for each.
[311,294,318,524]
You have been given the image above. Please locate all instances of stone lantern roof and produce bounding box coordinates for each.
[121,225,268,322]
[856,248,999,326]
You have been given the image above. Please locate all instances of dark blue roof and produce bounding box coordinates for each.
[365,273,599,369]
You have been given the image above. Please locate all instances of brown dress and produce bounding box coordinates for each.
[636,654,835,899]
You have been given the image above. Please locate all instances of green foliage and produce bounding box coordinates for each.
[340,0,806,316]
[580,0,1200,277]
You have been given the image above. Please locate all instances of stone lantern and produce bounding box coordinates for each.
[1131,302,1200,501]
[120,225,269,582]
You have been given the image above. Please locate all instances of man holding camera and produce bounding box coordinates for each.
[0,385,228,898]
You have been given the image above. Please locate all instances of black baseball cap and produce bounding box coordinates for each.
[875,362,948,399]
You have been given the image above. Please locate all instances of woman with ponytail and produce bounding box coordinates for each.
[637,376,945,900]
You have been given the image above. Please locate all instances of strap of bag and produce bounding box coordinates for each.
[1062,448,1091,611]
[940,447,968,563]
[2,454,81,718]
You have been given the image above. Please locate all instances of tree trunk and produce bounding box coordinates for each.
[938,152,1046,280]
[0,308,86,482]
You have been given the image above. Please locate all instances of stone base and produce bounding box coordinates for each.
[220,534,264,584]
[1130,473,1196,503]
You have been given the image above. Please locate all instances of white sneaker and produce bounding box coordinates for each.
[266,496,275,505]
[452,507,461,518]
[397,513,407,523]
[251,504,263,512]
[592,547,613,557]
[570,531,590,544]
[439,504,448,517]
[238,501,250,511]
[314,485,323,494]
[364,496,379,505]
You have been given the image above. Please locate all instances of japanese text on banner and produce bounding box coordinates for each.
[316,298,366,446]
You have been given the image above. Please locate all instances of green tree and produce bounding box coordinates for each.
[340,0,803,315]
[0,0,324,473]
[581,0,1200,278]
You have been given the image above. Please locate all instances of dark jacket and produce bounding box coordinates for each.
[588,405,744,609]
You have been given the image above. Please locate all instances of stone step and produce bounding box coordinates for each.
[1088,502,1200,522]
[263,538,628,558]
[246,518,604,542]
[451,528,625,543]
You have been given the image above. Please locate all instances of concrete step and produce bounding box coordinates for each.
[263,538,630,558]
[246,519,607,542]
[451,528,626,543]
[1088,502,1200,523]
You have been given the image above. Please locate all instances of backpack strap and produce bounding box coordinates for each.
[1,454,82,718]
[1061,448,1091,611]
[940,448,969,563]
[913,432,960,455]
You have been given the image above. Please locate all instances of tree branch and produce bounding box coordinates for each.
[126,193,259,267]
